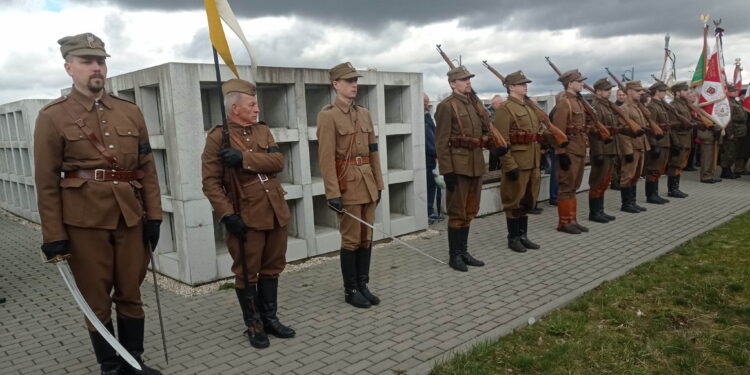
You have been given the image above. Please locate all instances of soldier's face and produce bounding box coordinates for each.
[450,78,472,94]
[333,78,358,100]
[65,55,107,94]
[728,90,738,98]
[568,80,584,93]
[616,90,627,102]
[232,94,260,125]
[677,89,688,99]
[508,83,527,97]
[627,89,642,101]
[596,89,611,99]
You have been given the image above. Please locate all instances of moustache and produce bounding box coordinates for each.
[89,74,105,80]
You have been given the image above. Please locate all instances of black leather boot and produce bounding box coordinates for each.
[620,187,639,213]
[355,246,380,305]
[235,287,270,348]
[632,185,647,211]
[506,217,526,252]
[674,175,688,197]
[447,227,467,272]
[645,181,662,204]
[89,322,122,375]
[518,216,540,249]
[588,197,609,223]
[599,197,616,221]
[459,226,484,267]
[340,249,371,308]
[257,278,296,338]
[117,317,163,374]
[654,181,670,203]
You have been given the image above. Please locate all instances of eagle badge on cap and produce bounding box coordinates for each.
[86,34,95,49]
[347,63,354,69]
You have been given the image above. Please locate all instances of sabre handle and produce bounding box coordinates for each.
[46,253,71,264]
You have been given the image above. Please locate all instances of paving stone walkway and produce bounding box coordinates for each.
[2,172,749,375]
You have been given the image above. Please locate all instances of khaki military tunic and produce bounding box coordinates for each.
[34,86,162,326]
[551,92,588,201]
[435,93,487,228]
[667,97,697,176]
[202,122,289,287]
[645,100,673,181]
[589,97,622,198]
[619,101,650,186]
[721,98,749,169]
[493,96,542,218]
[317,97,384,250]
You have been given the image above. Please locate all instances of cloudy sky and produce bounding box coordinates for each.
[2,0,750,105]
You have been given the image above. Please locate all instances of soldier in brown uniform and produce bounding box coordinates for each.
[436,66,502,271]
[720,84,748,179]
[644,81,673,204]
[588,78,621,223]
[317,62,384,308]
[34,33,163,374]
[493,71,542,252]
[550,70,590,234]
[666,82,696,197]
[202,78,295,348]
[618,81,651,213]
[695,89,722,183]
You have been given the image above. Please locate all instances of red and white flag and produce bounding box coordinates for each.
[699,29,731,127]
[733,60,742,93]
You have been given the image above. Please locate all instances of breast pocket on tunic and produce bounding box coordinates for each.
[62,126,101,160]
[115,126,140,167]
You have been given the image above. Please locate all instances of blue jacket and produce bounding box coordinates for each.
[425,112,437,163]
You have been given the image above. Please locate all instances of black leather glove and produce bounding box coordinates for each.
[219,148,243,168]
[670,144,682,155]
[143,220,161,251]
[222,214,247,238]
[443,173,457,192]
[41,240,70,261]
[636,129,646,137]
[506,168,520,181]
[624,153,634,163]
[558,154,572,171]
[655,133,665,140]
[648,148,660,158]
[376,190,381,205]
[604,137,614,144]
[327,197,344,213]
[493,145,508,157]
[593,155,605,166]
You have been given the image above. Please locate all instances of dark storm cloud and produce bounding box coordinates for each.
[81,0,749,37]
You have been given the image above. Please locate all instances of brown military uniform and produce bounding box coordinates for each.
[435,92,487,228]
[494,96,542,218]
[619,101,650,186]
[317,96,384,250]
[202,123,289,287]
[590,96,621,198]
[34,86,162,326]
[668,97,697,176]
[644,99,673,181]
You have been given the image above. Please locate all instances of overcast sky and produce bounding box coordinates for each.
[2,0,750,105]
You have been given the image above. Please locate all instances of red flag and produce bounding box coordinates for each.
[699,31,731,127]
[733,60,742,93]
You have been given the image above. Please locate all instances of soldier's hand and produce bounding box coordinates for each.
[222,214,247,238]
[143,220,161,251]
[506,168,520,181]
[648,148,660,158]
[670,144,682,155]
[493,145,508,157]
[376,190,381,205]
[655,133,665,140]
[219,148,243,168]
[593,155,605,166]
[443,173,457,192]
[713,130,722,140]
[624,153,634,163]
[558,154,572,171]
[327,197,344,213]
[635,129,646,137]
[41,240,70,261]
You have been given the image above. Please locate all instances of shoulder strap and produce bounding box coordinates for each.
[60,102,121,169]
[449,98,468,136]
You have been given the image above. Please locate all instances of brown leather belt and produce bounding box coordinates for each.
[241,173,274,187]
[565,126,584,135]
[509,132,542,144]
[64,169,145,181]
[338,156,370,165]
[659,124,672,131]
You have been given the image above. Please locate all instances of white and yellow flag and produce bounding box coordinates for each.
[204,0,258,82]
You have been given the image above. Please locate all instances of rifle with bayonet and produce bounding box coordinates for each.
[605,67,664,139]
[481,60,569,148]
[436,44,508,149]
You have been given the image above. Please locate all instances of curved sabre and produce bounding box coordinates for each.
[54,259,142,371]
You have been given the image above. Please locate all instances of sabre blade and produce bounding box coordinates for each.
[57,262,142,371]
[149,251,169,364]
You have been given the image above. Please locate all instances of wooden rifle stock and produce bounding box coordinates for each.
[605,67,664,137]
[543,57,612,142]
[686,101,716,128]
[481,60,568,147]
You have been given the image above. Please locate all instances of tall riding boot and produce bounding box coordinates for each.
[557,199,581,234]
[116,317,163,374]
[257,278,296,338]
[667,176,688,198]
[506,217,526,252]
[235,287,270,348]
[356,246,381,305]
[518,216,540,249]
[89,322,122,375]
[599,197,616,221]
[632,185,647,211]
[645,180,661,204]
[571,199,589,232]
[653,181,670,203]
[588,197,609,223]
[340,249,371,308]
[460,226,484,266]
[675,175,688,197]
[447,227,468,272]
[620,187,638,213]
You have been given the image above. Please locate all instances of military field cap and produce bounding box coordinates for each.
[625,80,644,91]
[727,83,738,92]
[649,81,669,92]
[447,66,475,81]
[222,78,256,96]
[670,81,689,92]
[330,62,363,82]
[558,69,587,84]
[593,78,614,91]
[58,33,110,58]
[504,70,532,85]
